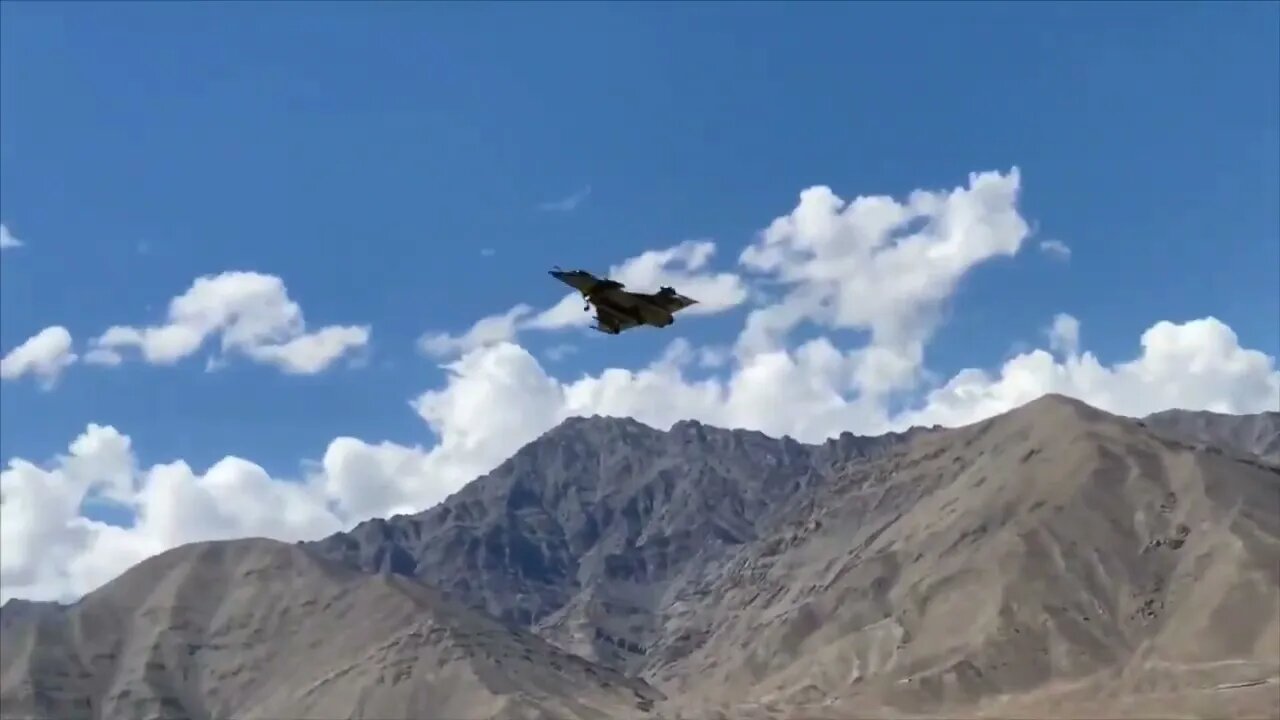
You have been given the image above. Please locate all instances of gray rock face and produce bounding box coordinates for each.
[304,416,923,671]
[1141,408,1280,464]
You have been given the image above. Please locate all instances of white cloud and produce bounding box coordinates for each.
[418,304,535,359]
[241,325,372,375]
[83,348,124,367]
[0,224,22,250]
[614,240,750,314]
[1047,313,1081,357]
[1039,239,1072,260]
[0,326,78,389]
[539,185,592,212]
[697,346,732,369]
[9,312,1276,602]
[343,313,1280,521]
[0,424,344,603]
[6,168,1278,605]
[736,168,1030,398]
[897,316,1280,428]
[544,344,577,362]
[87,271,370,374]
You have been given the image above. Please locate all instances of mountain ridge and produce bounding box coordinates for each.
[1141,407,1280,465]
[641,393,1279,715]
[301,393,1280,717]
[4,393,1277,718]
[304,406,930,670]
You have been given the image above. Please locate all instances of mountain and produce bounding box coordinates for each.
[305,416,924,673]
[306,396,1280,718]
[0,538,661,720]
[0,598,61,633]
[646,395,1280,717]
[1142,408,1280,465]
[5,395,1277,719]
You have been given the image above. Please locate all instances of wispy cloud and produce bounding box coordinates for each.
[1038,239,1072,261]
[0,223,23,250]
[544,343,577,362]
[538,185,592,213]
[1,326,78,389]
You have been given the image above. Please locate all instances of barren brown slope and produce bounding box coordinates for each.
[0,538,661,720]
[642,394,1280,718]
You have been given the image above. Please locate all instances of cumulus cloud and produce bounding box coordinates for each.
[6,168,1278,604]
[1039,239,1072,260]
[0,424,344,602]
[897,316,1279,429]
[0,224,22,250]
[0,326,78,389]
[1047,313,1081,357]
[737,168,1030,398]
[327,313,1280,529]
[8,312,1276,602]
[86,271,370,374]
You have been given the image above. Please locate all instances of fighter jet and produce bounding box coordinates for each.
[548,267,698,335]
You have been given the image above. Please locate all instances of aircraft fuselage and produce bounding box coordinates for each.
[592,288,676,328]
[548,268,688,334]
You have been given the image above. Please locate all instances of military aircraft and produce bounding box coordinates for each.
[548,267,698,335]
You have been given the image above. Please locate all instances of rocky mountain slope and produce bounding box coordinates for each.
[649,395,1280,718]
[4,395,1277,719]
[1142,408,1280,465]
[305,396,1279,718]
[0,538,661,720]
[306,417,925,672]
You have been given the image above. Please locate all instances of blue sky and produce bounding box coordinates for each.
[1,2,1278,563]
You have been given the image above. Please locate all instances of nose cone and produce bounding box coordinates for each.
[550,268,583,285]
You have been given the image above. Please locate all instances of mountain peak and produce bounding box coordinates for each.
[543,413,660,436]
[1021,391,1095,412]
[987,391,1110,432]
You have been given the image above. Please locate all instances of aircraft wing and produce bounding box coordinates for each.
[549,269,622,295]
[593,303,641,334]
[643,290,699,313]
